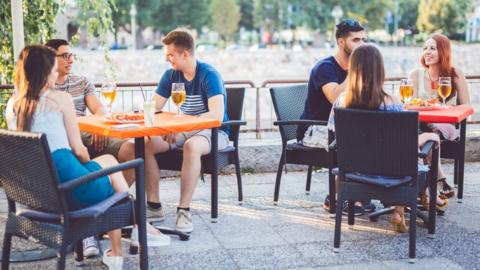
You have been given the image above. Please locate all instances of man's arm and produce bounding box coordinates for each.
[199,95,224,122]
[153,93,168,112]
[322,78,347,104]
[85,95,107,115]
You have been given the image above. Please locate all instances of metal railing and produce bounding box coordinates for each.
[2,76,480,138]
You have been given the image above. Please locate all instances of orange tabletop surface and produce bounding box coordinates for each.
[413,104,474,123]
[78,112,221,139]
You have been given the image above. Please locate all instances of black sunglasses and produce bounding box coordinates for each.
[56,52,75,60]
[338,19,362,28]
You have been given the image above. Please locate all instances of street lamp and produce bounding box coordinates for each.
[130,3,137,50]
[331,5,343,46]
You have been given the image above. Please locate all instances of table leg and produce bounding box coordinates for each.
[428,144,439,236]
[134,137,148,270]
[457,119,466,202]
[211,128,218,222]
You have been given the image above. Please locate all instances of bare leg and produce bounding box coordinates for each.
[144,136,170,203]
[179,136,210,208]
[117,140,136,186]
[106,229,122,256]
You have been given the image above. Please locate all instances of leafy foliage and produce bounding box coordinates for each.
[417,0,472,36]
[210,0,241,41]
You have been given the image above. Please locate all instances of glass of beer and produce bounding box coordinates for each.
[437,77,452,107]
[101,81,117,117]
[399,79,413,104]
[171,83,186,117]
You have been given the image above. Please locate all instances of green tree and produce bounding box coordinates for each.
[210,0,241,42]
[399,0,420,33]
[151,0,210,34]
[237,0,255,31]
[0,0,115,128]
[417,0,472,36]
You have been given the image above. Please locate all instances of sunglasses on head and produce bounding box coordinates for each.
[338,19,362,28]
[56,52,75,61]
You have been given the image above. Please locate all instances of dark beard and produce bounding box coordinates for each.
[344,46,352,56]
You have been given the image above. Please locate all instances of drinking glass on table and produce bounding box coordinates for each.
[399,79,413,105]
[171,83,186,117]
[101,81,117,117]
[437,77,452,107]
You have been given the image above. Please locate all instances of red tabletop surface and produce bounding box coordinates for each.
[78,112,221,139]
[413,104,474,123]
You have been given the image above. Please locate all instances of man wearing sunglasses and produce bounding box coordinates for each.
[296,19,371,215]
[45,39,136,261]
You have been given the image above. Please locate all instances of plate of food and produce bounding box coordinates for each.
[405,98,448,111]
[104,112,144,124]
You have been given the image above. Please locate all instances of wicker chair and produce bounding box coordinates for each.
[155,88,246,221]
[332,108,438,263]
[269,84,336,209]
[0,129,148,270]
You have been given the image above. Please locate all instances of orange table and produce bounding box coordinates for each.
[411,104,474,202]
[78,112,220,270]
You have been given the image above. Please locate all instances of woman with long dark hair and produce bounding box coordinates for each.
[409,34,470,198]
[327,44,443,233]
[10,45,169,269]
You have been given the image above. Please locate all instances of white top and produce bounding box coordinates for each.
[418,69,457,105]
[7,90,71,152]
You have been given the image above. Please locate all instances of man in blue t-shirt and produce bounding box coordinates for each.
[145,29,229,233]
[298,20,371,214]
[298,19,366,141]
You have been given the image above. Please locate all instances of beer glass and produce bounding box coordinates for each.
[399,79,413,104]
[101,81,117,116]
[437,77,452,107]
[171,83,186,117]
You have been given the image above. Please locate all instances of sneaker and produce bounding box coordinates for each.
[130,227,171,247]
[341,201,365,216]
[82,236,99,258]
[362,201,377,213]
[102,249,123,270]
[146,205,165,222]
[176,209,194,233]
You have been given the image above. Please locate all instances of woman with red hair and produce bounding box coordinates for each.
[409,34,471,199]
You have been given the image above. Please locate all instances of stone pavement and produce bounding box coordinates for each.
[1,162,480,269]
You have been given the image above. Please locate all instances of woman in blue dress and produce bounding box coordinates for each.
[11,45,169,270]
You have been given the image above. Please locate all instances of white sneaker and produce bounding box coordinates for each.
[146,205,165,222]
[102,249,123,270]
[130,227,171,247]
[175,209,193,233]
[82,236,99,257]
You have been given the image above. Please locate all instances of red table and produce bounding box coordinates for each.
[412,104,474,202]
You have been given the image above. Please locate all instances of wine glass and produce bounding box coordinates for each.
[437,77,452,107]
[171,83,186,117]
[101,81,117,117]
[399,79,413,105]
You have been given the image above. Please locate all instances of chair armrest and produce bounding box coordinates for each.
[328,139,337,152]
[221,120,247,127]
[418,140,435,158]
[273,120,328,126]
[58,158,144,191]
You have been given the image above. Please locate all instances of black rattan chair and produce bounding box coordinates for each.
[269,84,336,209]
[0,129,148,270]
[155,88,246,221]
[332,108,438,263]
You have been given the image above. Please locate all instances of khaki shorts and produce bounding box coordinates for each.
[81,131,128,158]
[170,129,230,152]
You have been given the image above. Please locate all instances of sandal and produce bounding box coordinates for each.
[438,178,455,198]
[391,208,408,233]
[421,193,448,210]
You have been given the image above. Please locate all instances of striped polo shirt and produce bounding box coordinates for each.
[54,74,96,116]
